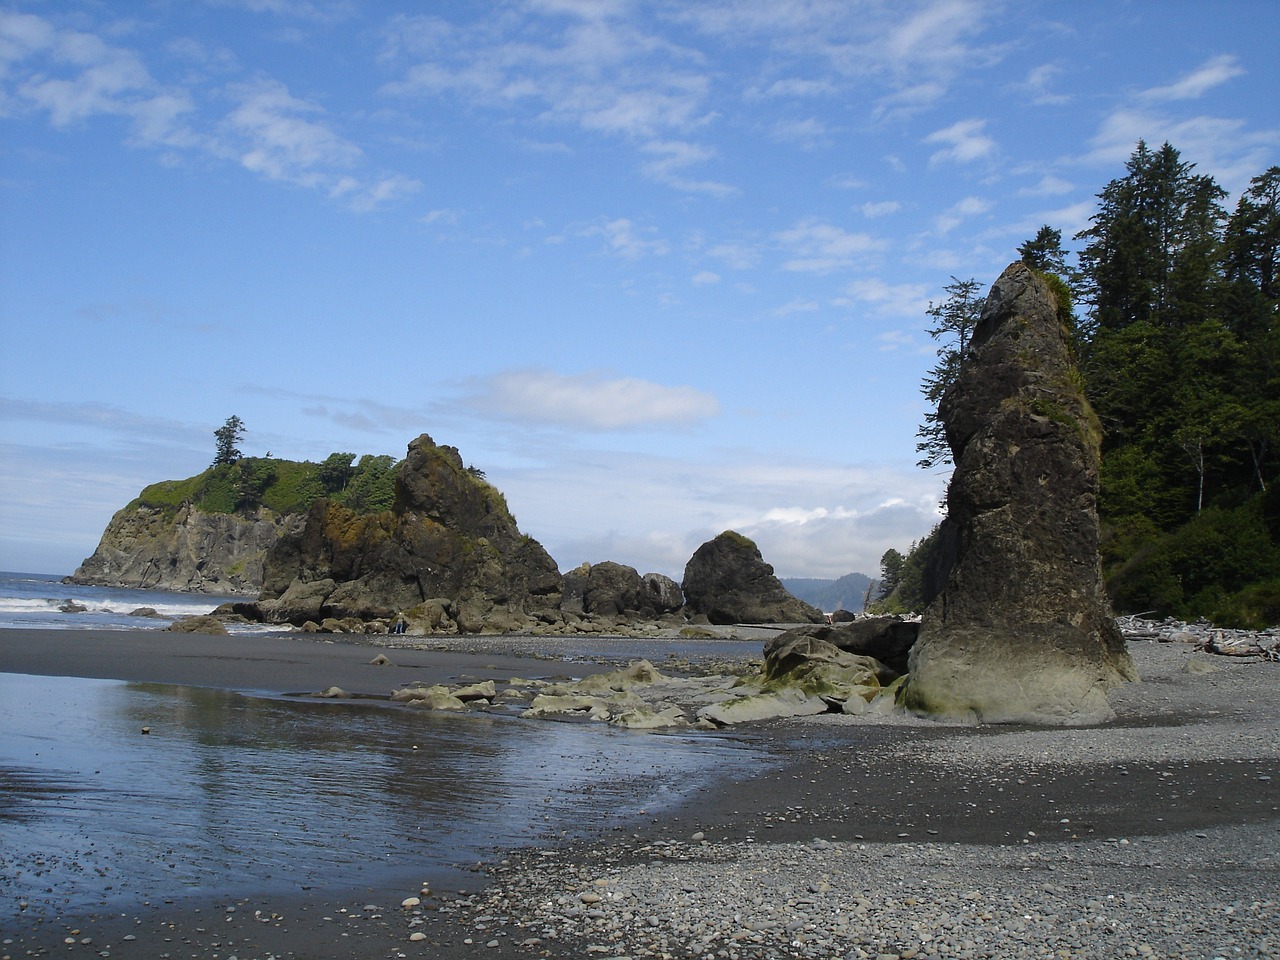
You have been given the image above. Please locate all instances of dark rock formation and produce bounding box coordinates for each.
[765,617,920,677]
[69,504,299,595]
[255,434,563,631]
[561,562,684,619]
[643,572,684,614]
[681,531,825,625]
[903,263,1138,724]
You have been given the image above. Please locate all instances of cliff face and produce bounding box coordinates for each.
[69,503,302,596]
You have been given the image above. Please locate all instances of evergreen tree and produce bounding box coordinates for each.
[876,548,905,600]
[1222,167,1280,493]
[213,415,245,466]
[1017,224,1070,278]
[318,452,356,494]
[916,277,983,469]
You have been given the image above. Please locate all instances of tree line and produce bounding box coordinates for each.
[880,142,1279,628]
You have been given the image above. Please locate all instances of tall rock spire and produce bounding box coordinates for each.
[904,263,1137,724]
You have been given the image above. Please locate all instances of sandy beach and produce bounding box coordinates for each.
[2,627,1278,959]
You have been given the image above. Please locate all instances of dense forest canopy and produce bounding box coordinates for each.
[885,142,1280,628]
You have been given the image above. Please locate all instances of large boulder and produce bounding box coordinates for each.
[681,531,825,625]
[765,618,919,677]
[902,263,1138,724]
[256,434,563,630]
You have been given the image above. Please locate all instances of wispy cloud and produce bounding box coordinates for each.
[1140,54,1245,102]
[933,195,991,235]
[1,11,420,210]
[925,117,996,165]
[461,369,720,431]
[583,217,670,258]
[860,200,901,218]
[1079,54,1276,194]
[842,278,931,320]
[640,139,735,196]
[775,218,884,274]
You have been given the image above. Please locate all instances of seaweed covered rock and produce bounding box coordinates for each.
[256,434,563,631]
[903,263,1137,724]
[681,531,824,625]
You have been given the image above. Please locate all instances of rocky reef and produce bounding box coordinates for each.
[903,263,1138,724]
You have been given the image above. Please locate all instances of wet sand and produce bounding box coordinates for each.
[2,628,1278,959]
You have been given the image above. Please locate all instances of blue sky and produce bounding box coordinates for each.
[2,1,1277,581]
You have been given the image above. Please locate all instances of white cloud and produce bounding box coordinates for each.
[222,77,362,184]
[584,217,670,258]
[933,194,991,235]
[3,11,198,148]
[925,117,996,165]
[1018,174,1073,196]
[691,270,720,285]
[1140,54,1244,102]
[860,200,901,218]
[1083,106,1279,195]
[492,448,947,580]
[1022,63,1070,106]
[462,369,720,431]
[382,10,713,143]
[844,278,931,319]
[707,241,762,270]
[773,297,819,318]
[1,12,420,210]
[639,138,735,196]
[775,218,883,274]
[769,116,830,148]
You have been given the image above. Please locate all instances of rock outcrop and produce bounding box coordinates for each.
[69,503,299,595]
[561,562,684,619]
[681,531,825,625]
[902,263,1138,724]
[254,434,564,631]
[765,617,920,677]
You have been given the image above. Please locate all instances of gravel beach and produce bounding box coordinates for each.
[2,629,1277,960]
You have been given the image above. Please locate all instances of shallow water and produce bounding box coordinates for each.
[0,673,765,919]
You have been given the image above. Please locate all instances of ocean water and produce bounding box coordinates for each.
[0,571,772,921]
[0,570,270,633]
[0,673,765,918]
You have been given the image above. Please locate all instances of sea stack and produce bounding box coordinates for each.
[903,263,1137,724]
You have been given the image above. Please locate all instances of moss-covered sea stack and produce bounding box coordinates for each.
[256,434,564,632]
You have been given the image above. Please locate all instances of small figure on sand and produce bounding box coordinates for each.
[393,614,407,634]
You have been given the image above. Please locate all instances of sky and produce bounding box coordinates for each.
[1,1,1278,582]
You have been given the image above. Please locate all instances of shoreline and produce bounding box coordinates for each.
[2,628,1278,959]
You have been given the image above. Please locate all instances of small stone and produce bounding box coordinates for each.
[402,897,421,908]
[408,931,427,942]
